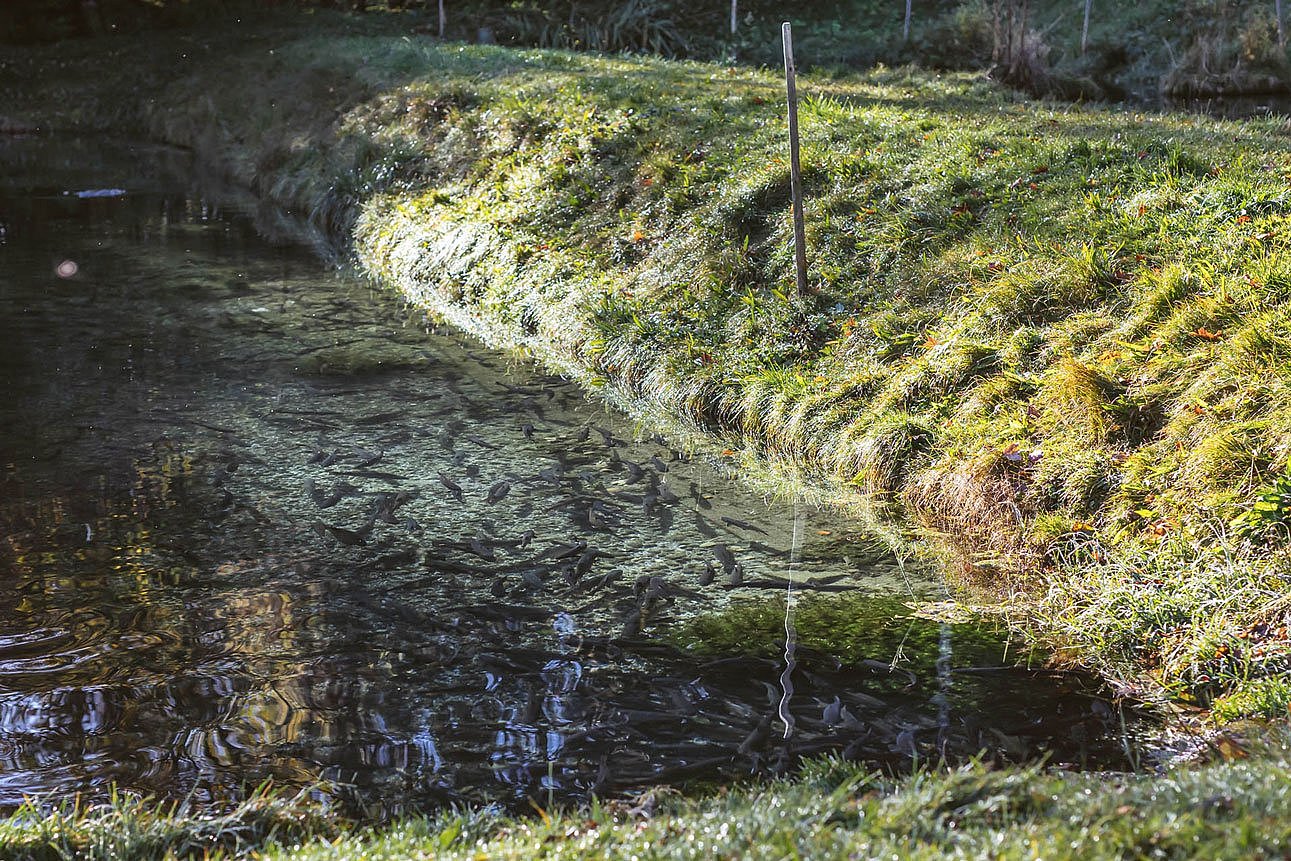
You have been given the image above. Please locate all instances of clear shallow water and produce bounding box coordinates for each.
[0,136,1143,817]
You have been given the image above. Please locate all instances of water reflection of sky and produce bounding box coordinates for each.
[0,137,1143,816]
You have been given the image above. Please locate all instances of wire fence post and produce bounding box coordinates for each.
[782,22,809,297]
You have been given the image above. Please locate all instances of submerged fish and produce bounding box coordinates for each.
[315,518,375,546]
[721,516,769,535]
[437,472,464,501]
[487,480,512,503]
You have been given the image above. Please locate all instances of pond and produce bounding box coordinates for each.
[0,136,1145,818]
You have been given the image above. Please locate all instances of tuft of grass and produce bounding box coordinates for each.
[0,783,344,861]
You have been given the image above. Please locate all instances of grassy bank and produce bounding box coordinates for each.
[6,751,1291,860]
[8,14,1291,714]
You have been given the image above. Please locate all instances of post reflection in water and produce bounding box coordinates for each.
[0,137,1145,818]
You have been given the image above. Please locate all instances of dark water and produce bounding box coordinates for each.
[0,136,1144,817]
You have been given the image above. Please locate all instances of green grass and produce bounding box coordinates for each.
[8,13,1291,715]
[8,751,1291,860]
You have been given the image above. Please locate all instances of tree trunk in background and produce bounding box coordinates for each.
[991,0,1004,64]
[1278,0,1286,47]
[79,0,104,36]
[1011,0,1029,79]
[731,0,737,34]
[438,0,445,38]
[1081,0,1092,55]
[903,0,912,42]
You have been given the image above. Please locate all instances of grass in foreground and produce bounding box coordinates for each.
[9,17,1291,713]
[6,752,1291,860]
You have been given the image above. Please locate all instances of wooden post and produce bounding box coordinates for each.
[1081,0,1092,55]
[731,0,738,35]
[782,22,809,297]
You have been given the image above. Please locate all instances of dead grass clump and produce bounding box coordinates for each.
[903,451,1038,566]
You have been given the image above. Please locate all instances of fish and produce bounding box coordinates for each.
[437,472,464,501]
[822,696,842,726]
[354,410,403,426]
[467,538,495,561]
[371,491,415,523]
[536,541,587,562]
[574,548,610,579]
[694,513,719,538]
[308,448,343,466]
[711,544,737,575]
[319,450,343,467]
[619,608,642,639]
[648,456,669,473]
[352,447,384,467]
[737,715,771,756]
[595,426,626,447]
[698,560,716,586]
[521,422,535,439]
[721,516,769,535]
[487,480,512,503]
[305,478,341,509]
[315,518,375,546]
[342,469,408,483]
[465,434,499,450]
[452,603,554,623]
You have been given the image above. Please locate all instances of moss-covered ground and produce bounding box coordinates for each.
[8,12,1291,855]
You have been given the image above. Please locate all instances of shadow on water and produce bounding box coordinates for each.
[0,136,1148,818]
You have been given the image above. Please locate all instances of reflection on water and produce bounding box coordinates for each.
[0,136,1143,816]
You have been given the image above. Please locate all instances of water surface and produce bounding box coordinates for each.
[0,136,1143,816]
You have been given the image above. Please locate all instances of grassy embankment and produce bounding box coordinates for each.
[8,13,1291,716]
[5,752,1291,860]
